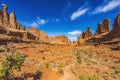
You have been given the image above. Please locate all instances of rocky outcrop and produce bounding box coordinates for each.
[2,4,9,27]
[0,4,49,43]
[86,13,120,44]
[82,27,92,39]
[101,13,120,41]
[49,35,68,45]
[113,13,120,30]
[27,28,49,43]
[0,4,20,29]
[77,35,86,45]
[95,19,110,35]
[77,27,92,45]
[9,12,16,29]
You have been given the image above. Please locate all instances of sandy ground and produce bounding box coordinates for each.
[0,43,120,80]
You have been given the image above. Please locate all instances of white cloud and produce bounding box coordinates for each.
[26,17,47,28]
[92,0,120,14]
[69,36,77,41]
[71,8,88,20]
[37,17,46,25]
[68,30,82,35]
[30,22,39,27]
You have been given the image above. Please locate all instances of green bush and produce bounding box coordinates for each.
[0,52,25,79]
[73,49,93,64]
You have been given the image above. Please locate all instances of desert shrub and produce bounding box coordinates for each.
[33,70,42,80]
[73,49,93,64]
[57,64,63,74]
[0,52,25,79]
[79,73,101,80]
[45,63,49,68]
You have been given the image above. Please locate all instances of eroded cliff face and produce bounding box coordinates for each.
[86,13,120,44]
[49,35,69,45]
[27,28,49,43]
[0,4,49,44]
[95,19,110,35]
[77,27,92,45]
[77,13,120,45]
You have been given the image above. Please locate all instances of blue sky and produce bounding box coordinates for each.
[0,0,120,41]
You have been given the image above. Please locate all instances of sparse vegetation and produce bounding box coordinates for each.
[45,63,49,68]
[0,52,25,79]
[73,49,93,64]
[79,73,101,80]
[57,64,63,74]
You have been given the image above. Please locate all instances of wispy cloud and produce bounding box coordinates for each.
[30,17,46,27]
[52,18,60,23]
[68,30,82,35]
[36,17,46,25]
[71,8,88,20]
[21,17,47,28]
[92,0,120,14]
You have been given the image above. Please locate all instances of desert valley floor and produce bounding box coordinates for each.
[0,43,120,80]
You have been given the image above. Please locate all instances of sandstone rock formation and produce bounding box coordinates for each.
[101,13,120,41]
[0,4,50,44]
[113,13,120,30]
[77,27,92,45]
[86,13,120,44]
[2,4,9,27]
[27,28,49,43]
[82,27,92,39]
[95,19,110,35]
[0,4,20,29]
[77,35,85,45]
[9,12,16,29]
[49,35,68,45]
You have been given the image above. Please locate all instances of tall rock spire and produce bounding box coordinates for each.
[9,12,17,29]
[2,4,10,27]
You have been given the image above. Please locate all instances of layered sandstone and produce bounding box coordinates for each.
[77,27,92,45]
[0,4,49,44]
[113,13,120,30]
[27,28,49,43]
[86,13,120,44]
[82,27,92,39]
[49,35,68,45]
[95,19,110,35]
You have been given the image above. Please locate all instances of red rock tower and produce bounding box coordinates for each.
[95,18,110,35]
[2,4,10,27]
[113,13,120,30]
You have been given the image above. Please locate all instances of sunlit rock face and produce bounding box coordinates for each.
[0,4,49,43]
[95,19,110,35]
